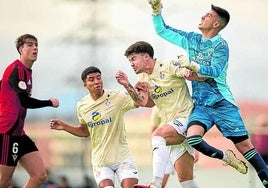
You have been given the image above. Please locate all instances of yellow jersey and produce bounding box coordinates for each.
[139,59,193,123]
[77,89,136,170]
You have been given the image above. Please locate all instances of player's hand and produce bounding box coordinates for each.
[185,70,207,81]
[50,119,65,130]
[177,55,200,72]
[135,81,150,92]
[134,81,151,107]
[115,70,130,87]
[148,0,162,15]
[50,98,59,108]
[184,69,193,79]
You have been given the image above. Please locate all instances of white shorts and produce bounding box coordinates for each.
[167,118,188,136]
[168,139,195,165]
[166,118,194,165]
[165,159,175,175]
[93,157,138,186]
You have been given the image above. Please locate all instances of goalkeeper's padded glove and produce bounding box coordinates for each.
[148,0,162,16]
[177,55,200,72]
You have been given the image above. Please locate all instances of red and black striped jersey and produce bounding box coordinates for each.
[0,59,32,135]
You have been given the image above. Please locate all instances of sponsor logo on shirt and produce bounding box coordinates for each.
[87,111,112,128]
[18,81,27,90]
[151,85,174,100]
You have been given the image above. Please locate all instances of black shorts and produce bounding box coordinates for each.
[0,134,38,166]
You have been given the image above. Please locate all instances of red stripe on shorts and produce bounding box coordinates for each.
[1,134,10,164]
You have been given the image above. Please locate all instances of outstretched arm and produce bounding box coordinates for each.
[18,92,59,108]
[9,66,60,109]
[50,119,89,137]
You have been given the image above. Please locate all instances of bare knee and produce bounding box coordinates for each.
[99,179,114,188]
[177,171,194,182]
[0,169,14,188]
[0,176,12,188]
[0,181,12,188]
[152,125,185,145]
[234,138,254,154]
[30,170,48,184]
[38,172,48,184]
[152,127,164,137]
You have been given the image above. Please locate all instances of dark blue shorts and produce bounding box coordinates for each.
[188,99,248,137]
[0,134,38,166]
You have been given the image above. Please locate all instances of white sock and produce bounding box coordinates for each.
[152,176,162,188]
[180,179,200,188]
[151,136,169,186]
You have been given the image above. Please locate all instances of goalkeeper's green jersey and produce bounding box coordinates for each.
[153,14,235,107]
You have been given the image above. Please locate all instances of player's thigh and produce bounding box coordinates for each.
[0,165,16,183]
[170,143,194,182]
[94,166,115,187]
[19,151,46,178]
[152,124,185,145]
[174,152,194,181]
[121,178,138,188]
[117,157,138,184]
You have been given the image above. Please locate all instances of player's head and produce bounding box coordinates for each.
[124,41,155,74]
[211,4,230,30]
[81,66,103,97]
[124,41,154,59]
[81,66,102,83]
[16,34,38,55]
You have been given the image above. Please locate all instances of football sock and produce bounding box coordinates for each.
[187,135,224,159]
[244,148,268,187]
[151,136,169,184]
[152,176,162,188]
[180,179,200,188]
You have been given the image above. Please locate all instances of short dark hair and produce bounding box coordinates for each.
[15,34,37,54]
[81,66,101,82]
[211,4,230,28]
[124,41,154,58]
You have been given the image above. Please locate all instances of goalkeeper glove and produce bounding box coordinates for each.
[148,0,162,16]
[177,55,200,72]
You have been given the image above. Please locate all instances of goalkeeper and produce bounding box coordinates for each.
[148,1,268,187]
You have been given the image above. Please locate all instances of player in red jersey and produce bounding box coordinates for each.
[0,34,59,187]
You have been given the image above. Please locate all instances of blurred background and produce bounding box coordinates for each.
[1,0,268,187]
